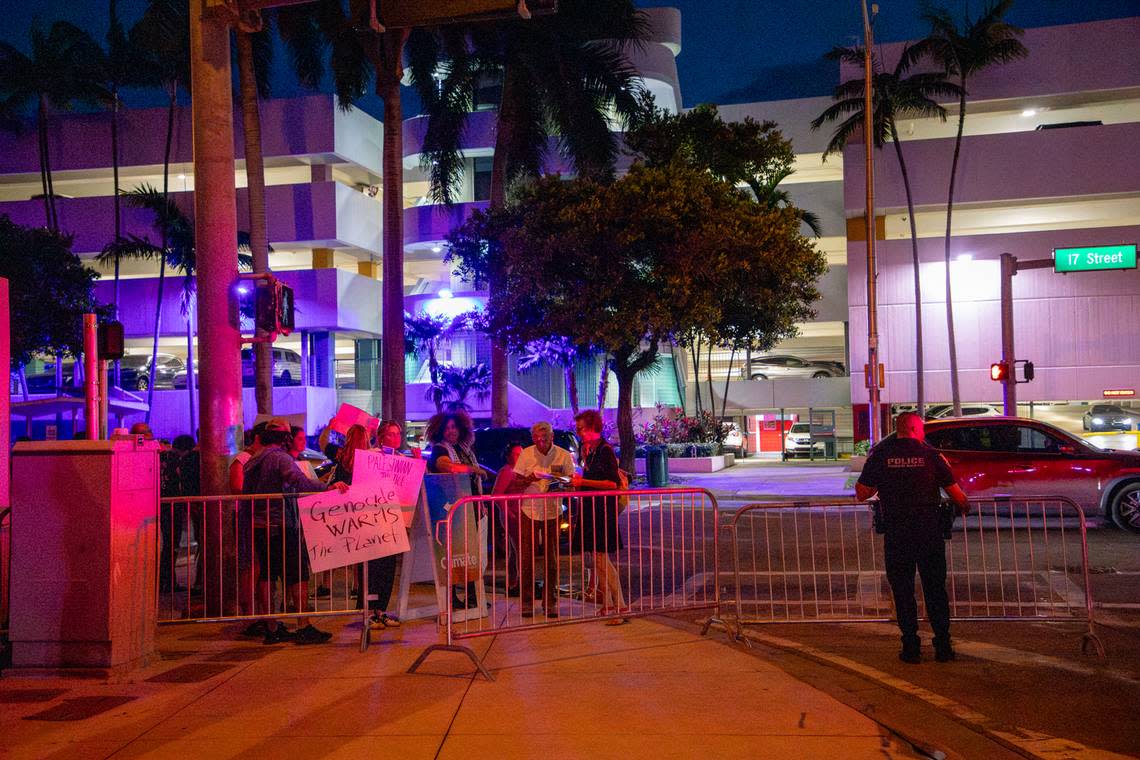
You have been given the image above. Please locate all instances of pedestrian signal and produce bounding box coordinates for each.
[990,362,1009,381]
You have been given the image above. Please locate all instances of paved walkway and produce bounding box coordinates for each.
[2,615,916,759]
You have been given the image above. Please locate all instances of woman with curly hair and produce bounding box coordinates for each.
[425,411,492,493]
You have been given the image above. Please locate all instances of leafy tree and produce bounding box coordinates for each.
[449,166,824,471]
[627,95,822,413]
[0,215,106,371]
[0,21,106,231]
[812,43,960,416]
[408,0,648,426]
[924,0,1027,415]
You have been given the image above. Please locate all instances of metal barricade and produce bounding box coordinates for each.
[726,496,1103,655]
[158,494,369,629]
[0,507,10,633]
[409,487,721,680]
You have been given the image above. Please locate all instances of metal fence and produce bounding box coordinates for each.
[158,495,368,627]
[726,497,1103,655]
[408,487,722,680]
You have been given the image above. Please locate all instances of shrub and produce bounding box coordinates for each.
[853,439,871,457]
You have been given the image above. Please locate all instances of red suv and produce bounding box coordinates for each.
[921,417,1140,533]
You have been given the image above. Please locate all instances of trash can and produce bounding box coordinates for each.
[646,445,669,488]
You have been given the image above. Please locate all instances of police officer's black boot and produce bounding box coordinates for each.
[933,636,956,662]
[899,635,921,664]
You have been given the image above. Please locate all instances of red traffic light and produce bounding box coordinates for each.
[990,362,1009,381]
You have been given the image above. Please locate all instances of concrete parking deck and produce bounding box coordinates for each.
[1,615,917,759]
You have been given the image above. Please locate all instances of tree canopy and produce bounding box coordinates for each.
[0,215,106,366]
[448,165,825,468]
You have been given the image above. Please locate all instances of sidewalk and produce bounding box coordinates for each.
[1,615,917,759]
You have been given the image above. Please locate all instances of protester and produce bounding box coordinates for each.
[513,422,574,618]
[856,412,969,663]
[289,426,320,481]
[232,422,268,617]
[242,417,349,644]
[426,411,491,609]
[492,442,526,596]
[571,409,629,625]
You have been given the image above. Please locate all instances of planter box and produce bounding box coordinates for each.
[634,455,727,474]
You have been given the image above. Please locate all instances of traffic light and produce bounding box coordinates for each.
[1023,361,1035,381]
[990,362,1009,382]
[255,280,295,336]
[97,321,125,360]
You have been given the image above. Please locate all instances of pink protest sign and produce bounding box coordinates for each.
[329,403,380,436]
[352,448,426,527]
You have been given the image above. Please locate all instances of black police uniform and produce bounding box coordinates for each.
[857,436,958,649]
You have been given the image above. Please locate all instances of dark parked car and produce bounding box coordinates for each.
[473,426,579,474]
[749,355,845,380]
[1082,404,1134,432]
[120,353,184,391]
[25,361,76,392]
[918,416,1140,533]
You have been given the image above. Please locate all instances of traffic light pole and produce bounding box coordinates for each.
[862,0,881,444]
[999,252,1052,415]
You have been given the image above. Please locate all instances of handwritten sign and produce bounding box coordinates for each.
[298,489,410,574]
[329,403,379,436]
[353,449,426,526]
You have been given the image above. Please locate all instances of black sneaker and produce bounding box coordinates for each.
[380,613,401,628]
[899,640,921,664]
[293,624,333,645]
[934,645,956,662]
[263,624,294,645]
[242,620,270,638]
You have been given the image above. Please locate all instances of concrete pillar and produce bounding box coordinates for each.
[9,439,161,675]
[313,248,335,269]
[312,332,336,388]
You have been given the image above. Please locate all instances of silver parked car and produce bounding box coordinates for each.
[172,347,304,389]
[750,355,845,380]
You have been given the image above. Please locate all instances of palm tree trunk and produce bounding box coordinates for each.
[146,87,176,422]
[378,31,409,426]
[186,307,196,433]
[892,132,924,417]
[705,340,716,417]
[237,30,273,415]
[563,363,579,416]
[110,86,122,389]
[688,338,701,415]
[596,354,609,411]
[719,346,736,421]
[427,345,442,414]
[944,88,967,416]
[487,64,520,427]
[38,96,57,231]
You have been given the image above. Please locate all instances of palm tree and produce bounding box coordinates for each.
[404,311,472,413]
[437,362,491,412]
[812,43,960,417]
[128,0,190,415]
[517,337,582,415]
[0,21,106,231]
[99,186,252,419]
[408,0,649,426]
[924,1,1028,416]
[753,166,823,237]
[234,12,278,415]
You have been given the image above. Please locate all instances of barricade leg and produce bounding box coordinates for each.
[406,643,494,681]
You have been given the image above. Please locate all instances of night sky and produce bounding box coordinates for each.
[2,0,1135,114]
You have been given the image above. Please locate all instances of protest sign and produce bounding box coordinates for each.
[329,403,379,436]
[352,449,426,526]
[298,488,410,574]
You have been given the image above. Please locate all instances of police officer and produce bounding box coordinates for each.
[855,412,969,663]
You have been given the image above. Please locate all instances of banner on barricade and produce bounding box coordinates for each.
[297,489,410,574]
[352,448,426,527]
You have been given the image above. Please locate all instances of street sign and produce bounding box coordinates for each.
[1053,244,1137,273]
